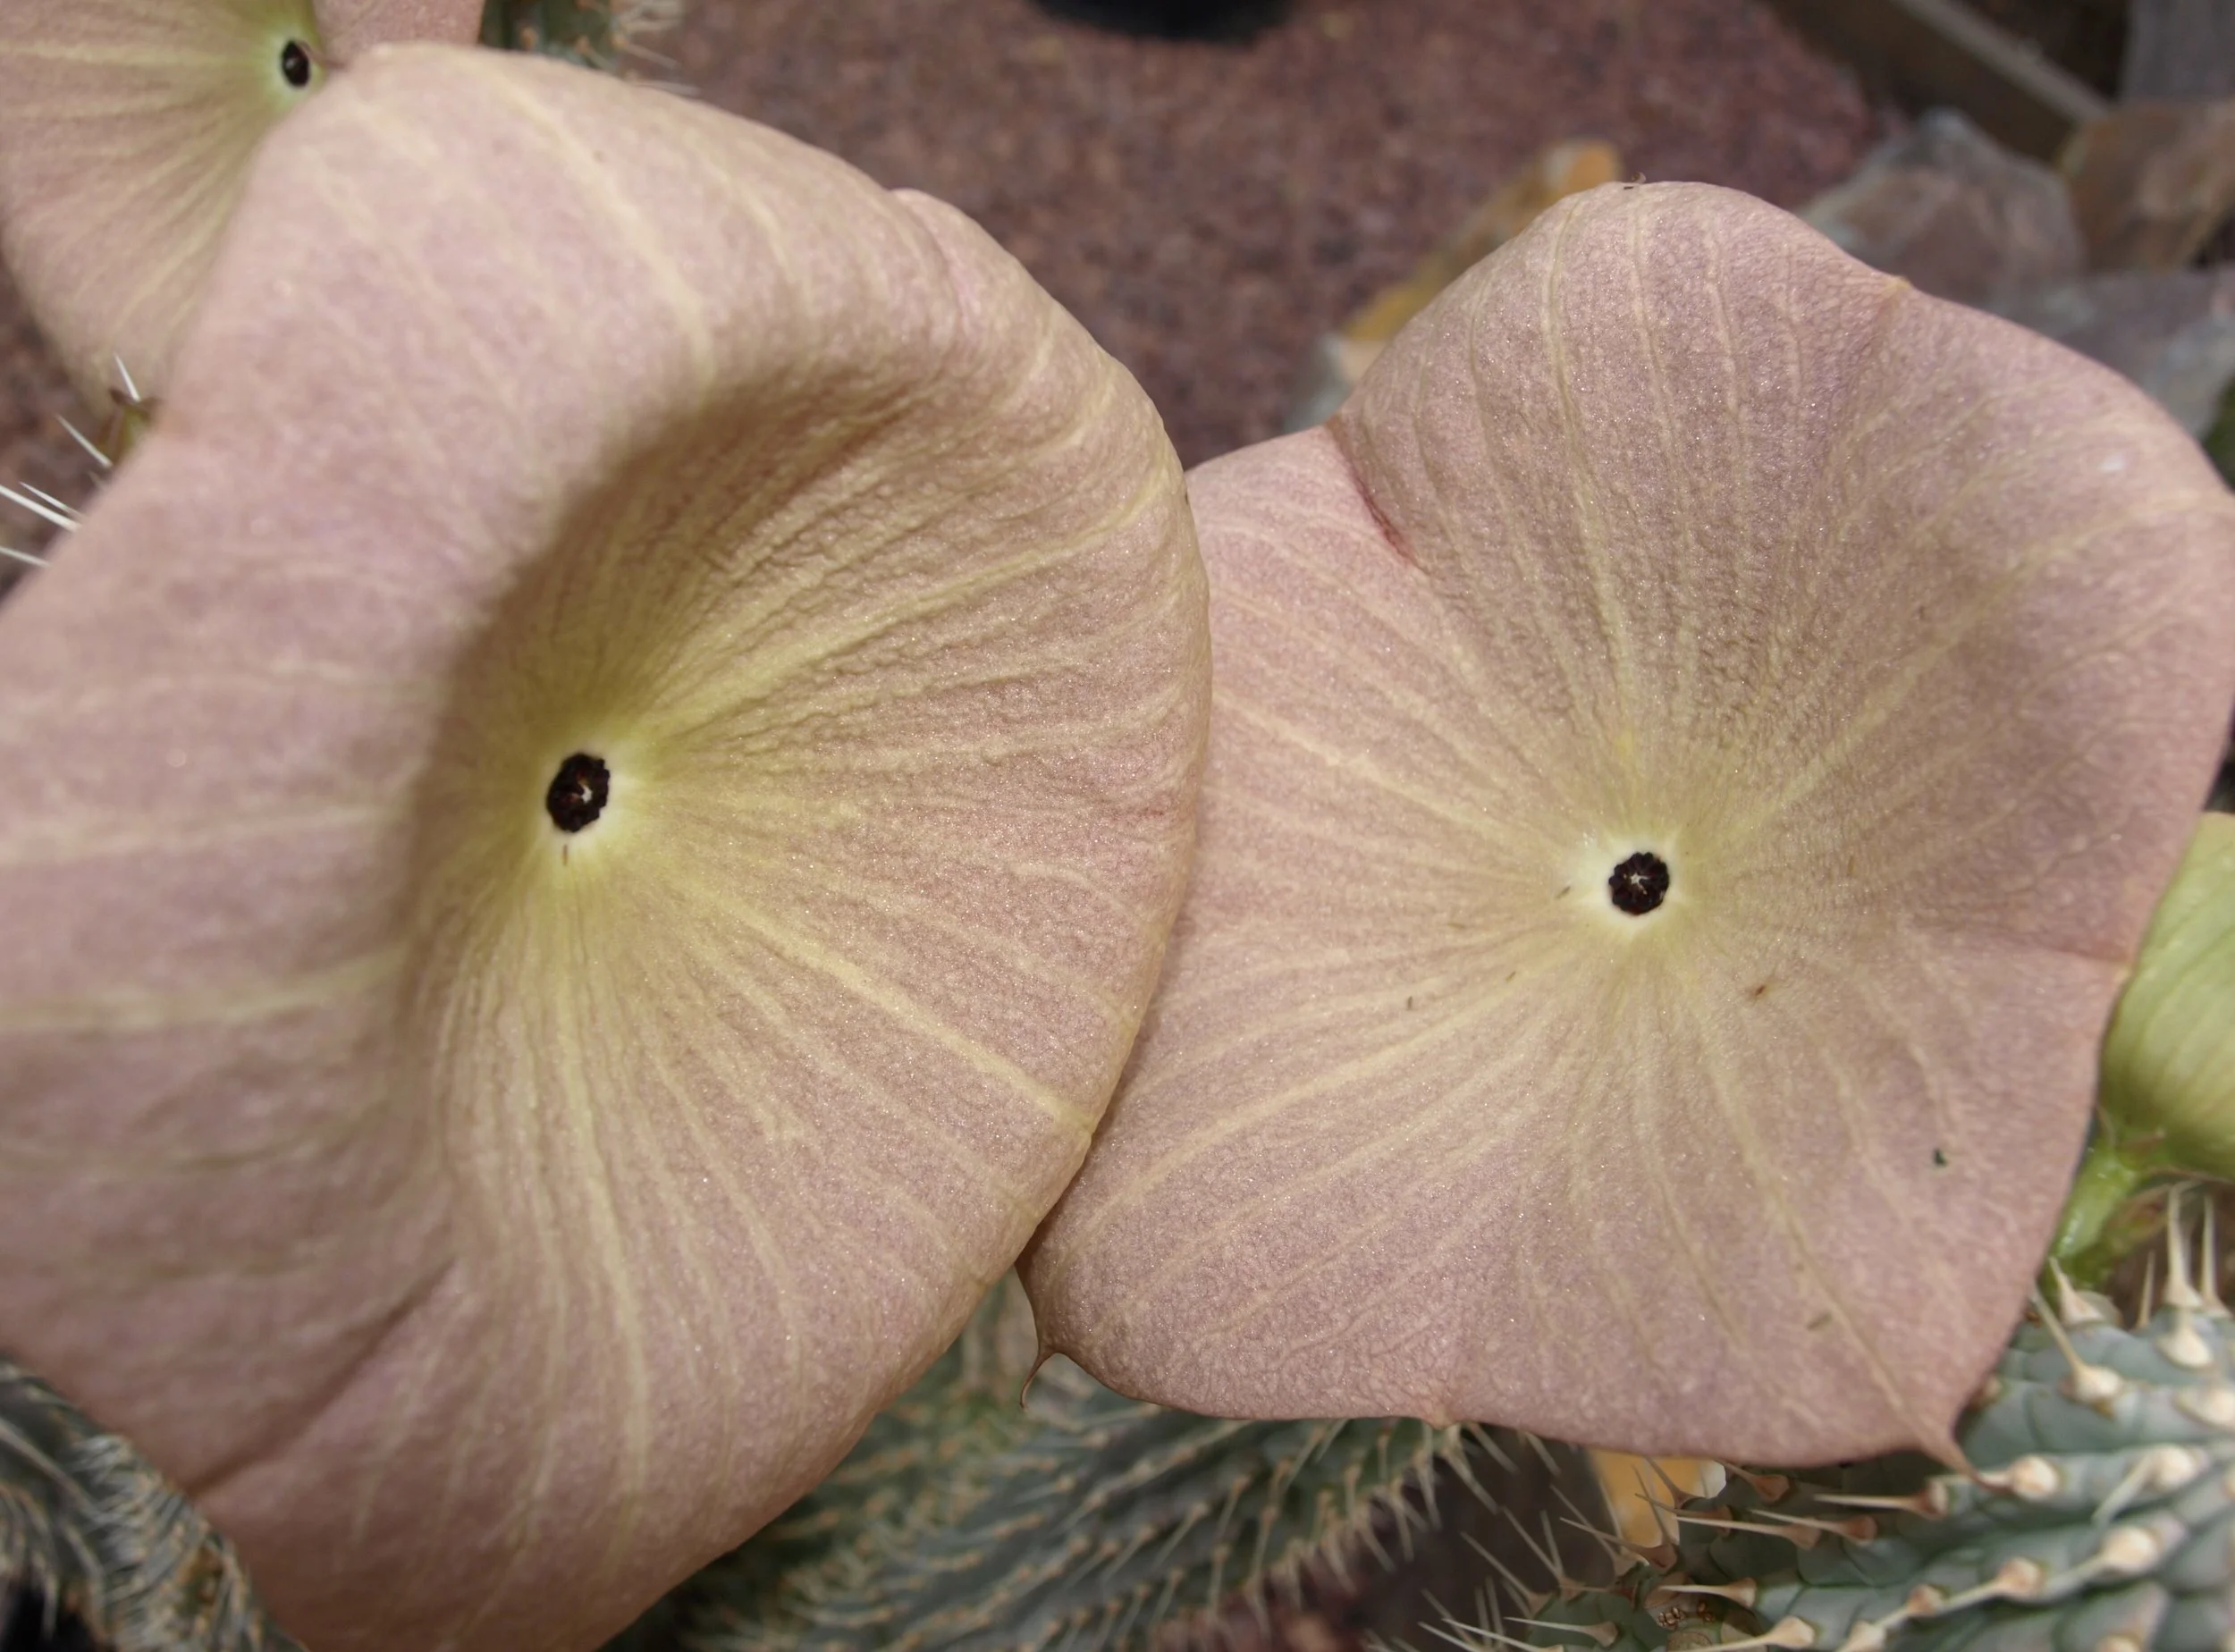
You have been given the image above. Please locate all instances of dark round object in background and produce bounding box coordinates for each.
[1031,0,1291,42]
[544,752,611,833]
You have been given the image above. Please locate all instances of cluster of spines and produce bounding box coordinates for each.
[0,354,140,584]
[1495,1198,2235,1652]
[0,1355,289,1652]
[638,1279,1488,1652]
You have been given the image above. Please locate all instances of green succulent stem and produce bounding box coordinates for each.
[2049,1124,2175,1291]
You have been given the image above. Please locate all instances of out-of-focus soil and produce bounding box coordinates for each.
[673,0,1879,465]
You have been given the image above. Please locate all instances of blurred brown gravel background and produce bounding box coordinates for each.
[0,0,1882,562]
[673,0,1878,464]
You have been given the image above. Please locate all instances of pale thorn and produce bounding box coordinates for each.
[1838,1592,1936,1652]
[1978,1454,2062,1501]
[2089,1521,2170,1578]
[1439,1444,1491,1504]
[1624,1472,1683,1549]
[1463,1582,1497,1641]
[2047,1257,2110,1327]
[1642,1456,1697,1504]
[2092,1454,2155,1530]
[17,483,80,521]
[0,544,46,568]
[2202,1198,2229,1319]
[1498,1502,1569,1589]
[1463,1424,1519,1474]
[1554,1481,1637,1571]
[1392,1488,1429,1564]
[2164,1187,2205,1311]
[2033,1288,2129,1410]
[1973,1557,2054,1606]
[1710,1615,1817,1651]
[1718,1465,1779,1501]
[1535,1502,1595,1603]
[1208,1475,1246,1551]
[1814,1482,1952,1519]
[1671,1509,1823,1550]
[2159,1308,2214,1371]
[2141,1248,2160,1327]
[1355,1511,1398,1578]
[1649,1579,1762,1610]
[55,417,110,471]
[2174,1383,2235,1429]
[1426,1618,1536,1652]
[1509,1616,1617,1647]
[0,483,81,534]
[111,353,141,408]
[1921,1559,2045,1616]
[1751,1506,1878,1544]
[1483,1571,1514,1646]
[1142,1501,1203,1580]
[1461,1531,1553,1617]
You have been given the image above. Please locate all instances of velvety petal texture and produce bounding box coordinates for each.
[1023,182,2235,1465]
[0,0,482,409]
[0,46,1203,1652]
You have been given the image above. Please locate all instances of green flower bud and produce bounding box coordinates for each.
[2102,811,2235,1177]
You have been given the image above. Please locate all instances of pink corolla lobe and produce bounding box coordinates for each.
[0,44,1203,1652]
[0,0,485,411]
[1024,181,2235,1467]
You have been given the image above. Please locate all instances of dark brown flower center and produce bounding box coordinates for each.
[545,754,610,832]
[1608,851,1669,916]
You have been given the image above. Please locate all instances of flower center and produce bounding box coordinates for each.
[1607,850,1670,916]
[279,39,313,88]
[544,753,611,833]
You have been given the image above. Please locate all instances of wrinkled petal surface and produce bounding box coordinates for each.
[0,46,1203,1652]
[1024,182,2235,1464]
[0,0,480,408]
